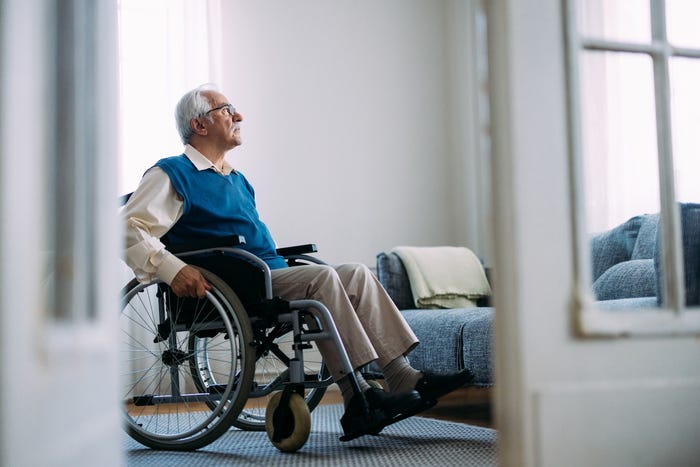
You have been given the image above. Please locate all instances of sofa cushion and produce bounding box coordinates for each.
[631,213,659,260]
[402,308,493,386]
[592,259,656,300]
[460,309,494,386]
[590,215,645,282]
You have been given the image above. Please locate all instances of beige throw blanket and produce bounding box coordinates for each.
[391,246,491,309]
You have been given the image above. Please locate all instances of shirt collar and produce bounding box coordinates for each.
[184,144,235,175]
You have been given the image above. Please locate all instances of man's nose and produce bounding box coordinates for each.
[233,111,243,122]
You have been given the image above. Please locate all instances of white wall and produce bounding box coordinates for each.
[219,0,489,266]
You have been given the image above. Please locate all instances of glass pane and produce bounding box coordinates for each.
[579,51,659,234]
[667,0,700,49]
[579,51,663,307]
[669,57,700,309]
[577,0,651,44]
[670,57,700,203]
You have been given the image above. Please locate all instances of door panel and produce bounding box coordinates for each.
[535,382,700,467]
[0,1,121,465]
[486,1,700,465]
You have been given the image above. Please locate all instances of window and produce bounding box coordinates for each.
[117,0,222,195]
[565,0,700,335]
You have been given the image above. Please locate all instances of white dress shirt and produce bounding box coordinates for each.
[121,144,235,284]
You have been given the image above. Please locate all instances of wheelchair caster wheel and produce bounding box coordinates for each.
[265,391,311,452]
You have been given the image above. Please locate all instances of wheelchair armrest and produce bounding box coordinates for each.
[167,235,246,254]
[276,244,318,257]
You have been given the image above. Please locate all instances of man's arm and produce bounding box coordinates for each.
[122,167,210,297]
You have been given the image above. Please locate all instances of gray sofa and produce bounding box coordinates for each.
[590,212,660,310]
[592,202,700,310]
[376,202,700,387]
[376,252,494,386]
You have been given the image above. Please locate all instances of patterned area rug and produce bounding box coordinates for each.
[124,404,497,466]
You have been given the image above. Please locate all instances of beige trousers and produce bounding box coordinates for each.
[271,263,419,380]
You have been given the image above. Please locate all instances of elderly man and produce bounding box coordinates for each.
[122,84,473,440]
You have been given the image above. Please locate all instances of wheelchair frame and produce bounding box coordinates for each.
[120,237,366,452]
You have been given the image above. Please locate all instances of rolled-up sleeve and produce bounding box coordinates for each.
[122,167,187,284]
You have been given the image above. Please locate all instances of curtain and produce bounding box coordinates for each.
[117,0,222,392]
[578,0,700,234]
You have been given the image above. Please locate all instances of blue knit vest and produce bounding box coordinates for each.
[155,154,287,269]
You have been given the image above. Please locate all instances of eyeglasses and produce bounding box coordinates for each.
[203,103,236,117]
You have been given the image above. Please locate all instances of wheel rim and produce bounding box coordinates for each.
[120,278,250,447]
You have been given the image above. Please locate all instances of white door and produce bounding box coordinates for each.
[0,1,121,466]
[487,1,700,465]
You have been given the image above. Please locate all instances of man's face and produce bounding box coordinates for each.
[201,91,243,149]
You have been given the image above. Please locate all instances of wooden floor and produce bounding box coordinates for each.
[320,386,493,428]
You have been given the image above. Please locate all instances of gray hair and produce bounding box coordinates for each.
[175,83,217,144]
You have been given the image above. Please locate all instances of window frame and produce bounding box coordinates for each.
[564,0,700,336]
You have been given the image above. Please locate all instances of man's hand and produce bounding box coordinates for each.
[170,265,212,298]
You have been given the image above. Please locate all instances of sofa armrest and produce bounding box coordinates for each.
[683,204,700,305]
[376,252,416,310]
[655,203,700,306]
[476,270,492,307]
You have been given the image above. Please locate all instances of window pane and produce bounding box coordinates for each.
[670,57,700,203]
[667,0,700,48]
[579,51,659,234]
[577,0,651,44]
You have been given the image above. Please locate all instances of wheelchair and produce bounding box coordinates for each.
[120,235,367,452]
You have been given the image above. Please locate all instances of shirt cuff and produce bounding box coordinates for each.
[125,237,188,285]
[158,253,188,285]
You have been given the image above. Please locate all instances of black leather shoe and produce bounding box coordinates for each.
[339,388,422,441]
[414,369,475,404]
[364,387,423,420]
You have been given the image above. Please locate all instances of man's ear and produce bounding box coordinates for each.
[190,117,208,137]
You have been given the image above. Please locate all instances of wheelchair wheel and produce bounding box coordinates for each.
[120,268,255,451]
[265,391,311,453]
[190,320,330,431]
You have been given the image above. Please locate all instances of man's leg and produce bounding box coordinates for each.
[270,264,423,440]
[271,264,378,380]
[333,263,474,404]
[333,263,419,365]
[274,263,423,391]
